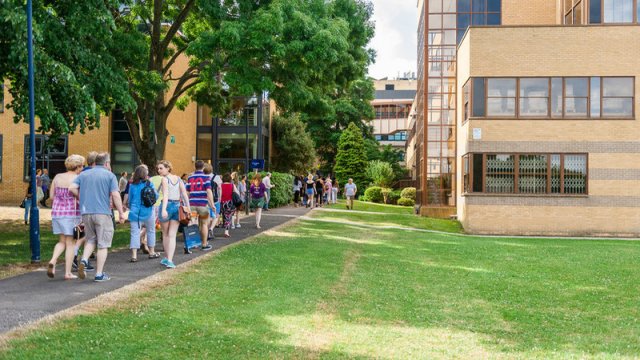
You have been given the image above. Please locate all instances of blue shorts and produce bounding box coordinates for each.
[215,202,221,216]
[159,201,180,223]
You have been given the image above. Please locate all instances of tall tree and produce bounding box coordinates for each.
[271,114,316,174]
[333,122,368,190]
[0,0,134,139]
[1,0,375,170]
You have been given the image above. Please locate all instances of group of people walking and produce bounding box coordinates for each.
[292,174,357,210]
[43,152,270,283]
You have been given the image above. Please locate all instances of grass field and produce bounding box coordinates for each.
[0,220,131,277]
[1,207,639,359]
[324,199,414,215]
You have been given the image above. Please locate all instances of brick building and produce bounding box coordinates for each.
[371,79,417,164]
[0,52,270,205]
[416,0,640,236]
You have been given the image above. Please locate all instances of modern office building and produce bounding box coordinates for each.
[416,0,640,236]
[0,53,271,205]
[371,79,417,162]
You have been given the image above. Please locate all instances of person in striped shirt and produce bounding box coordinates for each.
[186,160,215,251]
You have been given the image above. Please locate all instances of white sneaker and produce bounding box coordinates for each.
[236,224,241,228]
[231,224,236,229]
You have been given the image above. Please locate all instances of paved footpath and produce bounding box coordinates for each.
[0,206,310,335]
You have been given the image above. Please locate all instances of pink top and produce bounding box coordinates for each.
[51,187,80,218]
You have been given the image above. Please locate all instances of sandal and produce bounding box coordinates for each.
[148,253,160,259]
[47,263,55,278]
[129,258,138,263]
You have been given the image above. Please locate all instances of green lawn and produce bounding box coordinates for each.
[0,220,131,271]
[314,209,464,234]
[2,213,640,358]
[324,199,413,215]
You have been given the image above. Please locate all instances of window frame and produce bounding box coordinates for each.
[463,152,589,196]
[465,76,635,120]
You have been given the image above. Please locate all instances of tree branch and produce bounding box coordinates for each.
[158,0,196,60]
[149,0,164,69]
[162,45,187,76]
[164,80,199,114]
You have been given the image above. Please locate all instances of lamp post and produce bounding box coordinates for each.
[27,0,41,263]
[244,98,249,215]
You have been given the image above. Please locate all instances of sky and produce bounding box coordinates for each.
[367,0,418,80]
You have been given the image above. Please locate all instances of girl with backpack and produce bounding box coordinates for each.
[124,164,159,262]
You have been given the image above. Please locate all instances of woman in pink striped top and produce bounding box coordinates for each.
[47,154,85,280]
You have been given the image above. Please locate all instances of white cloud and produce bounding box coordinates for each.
[367,0,418,80]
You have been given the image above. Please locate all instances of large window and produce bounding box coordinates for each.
[589,0,640,23]
[463,153,588,195]
[486,78,516,117]
[466,76,634,119]
[217,133,257,159]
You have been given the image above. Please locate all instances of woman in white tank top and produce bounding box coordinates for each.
[156,160,190,269]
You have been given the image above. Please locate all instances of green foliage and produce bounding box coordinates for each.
[397,197,415,207]
[0,0,135,140]
[366,142,408,181]
[400,187,416,201]
[387,189,402,205]
[271,114,316,174]
[259,171,294,208]
[333,122,368,190]
[1,0,376,172]
[363,186,383,203]
[366,160,395,188]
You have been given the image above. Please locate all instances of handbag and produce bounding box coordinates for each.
[178,204,191,225]
[232,191,244,208]
[20,198,27,208]
[73,223,85,240]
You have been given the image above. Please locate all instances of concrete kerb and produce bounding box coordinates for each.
[0,213,305,349]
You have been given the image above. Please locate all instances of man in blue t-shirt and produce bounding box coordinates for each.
[70,152,125,282]
[186,160,215,250]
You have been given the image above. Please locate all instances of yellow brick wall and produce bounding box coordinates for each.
[456,26,640,236]
[162,48,198,178]
[0,85,110,204]
[502,0,558,25]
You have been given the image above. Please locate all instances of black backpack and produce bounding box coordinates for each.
[210,175,220,202]
[141,181,157,208]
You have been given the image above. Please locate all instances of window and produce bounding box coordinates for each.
[385,84,395,90]
[603,0,634,23]
[486,78,516,117]
[564,0,584,24]
[456,0,501,44]
[463,80,471,122]
[218,133,257,159]
[464,153,588,195]
[466,76,634,119]
[602,77,634,117]
[519,78,549,117]
[564,78,589,117]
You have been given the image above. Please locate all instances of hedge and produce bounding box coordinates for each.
[255,171,294,208]
[363,186,384,203]
[400,187,416,200]
[397,197,415,207]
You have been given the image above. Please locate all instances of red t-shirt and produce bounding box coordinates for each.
[221,183,233,202]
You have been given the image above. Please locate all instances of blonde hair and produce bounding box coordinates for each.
[65,154,86,171]
[157,160,172,173]
[203,162,213,175]
[231,171,239,185]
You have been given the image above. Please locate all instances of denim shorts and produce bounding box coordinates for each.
[159,201,180,223]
